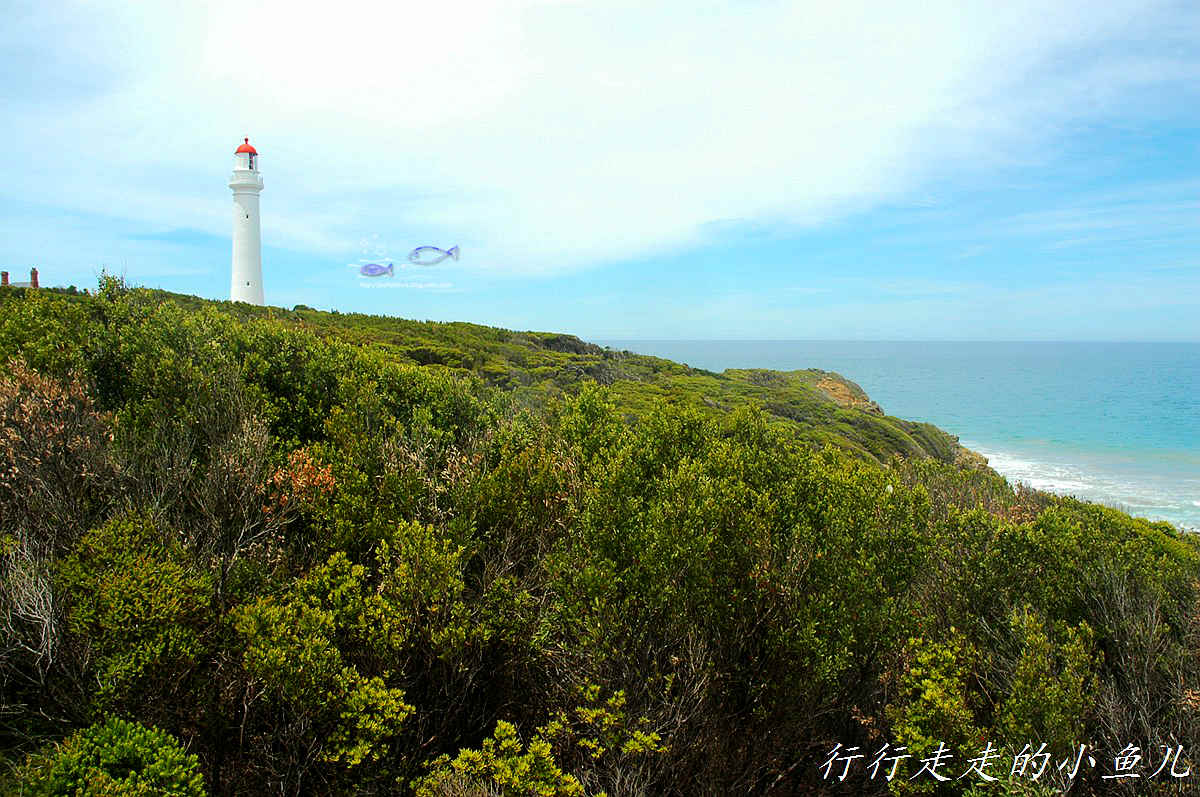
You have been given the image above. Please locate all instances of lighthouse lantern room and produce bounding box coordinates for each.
[230,137,264,305]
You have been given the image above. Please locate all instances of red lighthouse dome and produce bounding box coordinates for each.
[235,137,258,155]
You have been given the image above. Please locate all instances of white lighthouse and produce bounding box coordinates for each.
[229,137,264,304]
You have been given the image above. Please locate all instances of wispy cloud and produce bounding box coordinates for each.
[863,177,1200,260]
[4,0,1197,277]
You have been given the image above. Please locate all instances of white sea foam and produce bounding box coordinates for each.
[967,441,1200,532]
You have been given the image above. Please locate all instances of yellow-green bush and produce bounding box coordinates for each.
[14,717,206,796]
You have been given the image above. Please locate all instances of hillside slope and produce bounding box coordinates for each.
[2,280,1195,796]
[43,286,982,466]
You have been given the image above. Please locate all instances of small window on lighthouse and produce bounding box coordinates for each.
[249,154,256,169]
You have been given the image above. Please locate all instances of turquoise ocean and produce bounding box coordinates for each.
[598,341,1200,532]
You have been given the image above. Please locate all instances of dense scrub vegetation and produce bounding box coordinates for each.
[1,281,1197,795]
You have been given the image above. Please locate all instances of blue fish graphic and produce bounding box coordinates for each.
[408,245,460,266]
[359,262,394,277]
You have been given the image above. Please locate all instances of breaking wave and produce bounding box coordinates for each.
[969,442,1200,533]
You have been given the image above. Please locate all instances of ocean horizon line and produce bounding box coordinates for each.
[597,338,1200,345]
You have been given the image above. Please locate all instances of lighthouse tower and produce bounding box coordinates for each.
[229,137,264,305]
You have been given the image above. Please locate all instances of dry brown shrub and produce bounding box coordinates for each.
[0,359,115,679]
[0,359,115,546]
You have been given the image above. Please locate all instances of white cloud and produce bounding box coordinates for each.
[3,0,1196,274]
[651,271,1200,340]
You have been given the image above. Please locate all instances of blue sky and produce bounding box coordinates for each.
[2,0,1198,340]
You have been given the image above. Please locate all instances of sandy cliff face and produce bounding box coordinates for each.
[812,371,990,471]
[814,375,884,416]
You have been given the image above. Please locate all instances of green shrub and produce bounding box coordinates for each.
[414,687,664,797]
[415,720,582,797]
[232,550,415,773]
[56,514,212,721]
[887,634,982,773]
[15,716,206,796]
[998,607,1096,750]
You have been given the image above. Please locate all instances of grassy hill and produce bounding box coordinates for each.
[36,285,980,466]
[1,280,1195,796]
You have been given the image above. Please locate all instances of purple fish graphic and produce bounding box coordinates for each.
[408,245,460,266]
[359,262,394,277]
